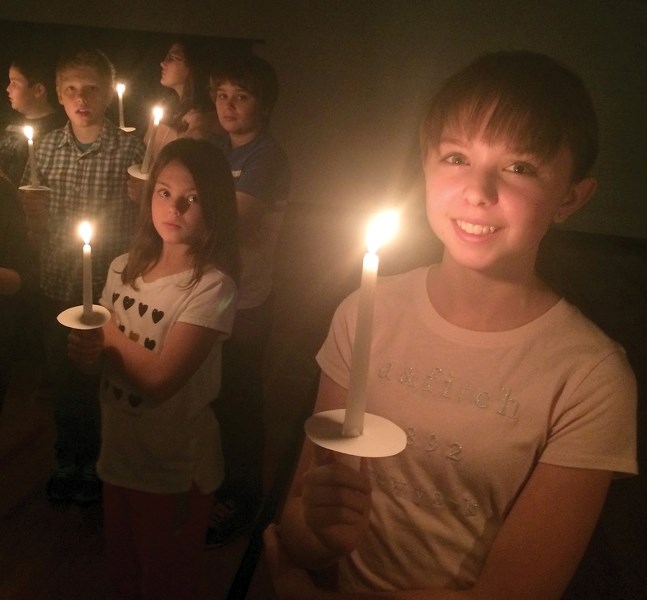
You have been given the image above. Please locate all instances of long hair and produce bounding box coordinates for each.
[166,38,214,133]
[420,51,598,182]
[121,138,239,287]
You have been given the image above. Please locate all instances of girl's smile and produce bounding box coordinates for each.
[423,132,594,276]
[454,219,499,236]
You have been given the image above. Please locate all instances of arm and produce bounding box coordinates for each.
[181,108,220,139]
[231,136,289,246]
[0,178,36,292]
[101,317,222,404]
[19,188,50,238]
[236,190,268,246]
[277,373,372,571]
[69,313,222,403]
[464,462,612,600]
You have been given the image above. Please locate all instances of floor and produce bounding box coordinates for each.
[0,356,312,600]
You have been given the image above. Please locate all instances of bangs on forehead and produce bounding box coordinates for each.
[443,93,564,161]
[213,75,254,95]
[421,51,598,181]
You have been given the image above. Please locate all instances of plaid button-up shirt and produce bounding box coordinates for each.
[33,119,145,305]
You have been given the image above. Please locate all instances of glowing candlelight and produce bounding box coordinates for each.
[343,210,399,437]
[116,82,125,129]
[140,106,163,174]
[79,221,93,320]
[23,125,39,186]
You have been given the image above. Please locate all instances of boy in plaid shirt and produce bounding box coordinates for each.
[22,48,144,504]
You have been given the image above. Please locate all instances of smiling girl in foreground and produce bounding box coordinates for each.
[265,51,638,600]
[68,137,239,599]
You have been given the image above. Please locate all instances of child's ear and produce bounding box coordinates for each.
[553,176,597,224]
[33,83,46,99]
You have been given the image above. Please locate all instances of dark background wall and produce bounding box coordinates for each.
[0,0,645,239]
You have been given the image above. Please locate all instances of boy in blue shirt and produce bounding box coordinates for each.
[206,54,290,546]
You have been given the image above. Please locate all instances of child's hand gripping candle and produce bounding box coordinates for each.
[140,106,163,174]
[79,221,93,321]
[23,125,39,186]
[116,82,126,129]
[342,210,399,437]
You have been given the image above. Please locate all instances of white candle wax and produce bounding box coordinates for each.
[80,222,93,320]
[342,210,399,437]
[116,83,125,129]
[343,251,379,437]
[141,106,163,174]
[23,126,39,186]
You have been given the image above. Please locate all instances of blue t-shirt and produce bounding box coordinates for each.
[212,130,290,205]
[212,130,290,308]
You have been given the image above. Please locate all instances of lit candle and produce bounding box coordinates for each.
[116,82,126,129]
[140,106,163,174]
[23,125,39,186]
[79,221,93,320]
[343,210,399,437]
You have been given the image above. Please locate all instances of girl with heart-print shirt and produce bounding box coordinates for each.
[67,138,239,600]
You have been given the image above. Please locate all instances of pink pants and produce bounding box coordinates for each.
[103,482,213,600]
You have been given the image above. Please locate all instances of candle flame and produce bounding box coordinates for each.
[23,125,34,141]
[366,210,399,254]
[79,221,92,245]
[116,82,125,96]
[153,106,164,125]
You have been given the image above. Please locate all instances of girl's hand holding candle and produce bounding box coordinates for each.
[343,210,399,437]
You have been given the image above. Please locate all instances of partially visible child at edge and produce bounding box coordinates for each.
[0,170,36,412]
[21,48,145,505]
[2,49,66,388]
[1,49,66,187]
[205,53,290,547]
[67,138,239,600]
[264,50,638,600]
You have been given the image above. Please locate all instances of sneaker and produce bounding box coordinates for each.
[75,464,101,505]
[205,498,261,548]
[46,464,78,502]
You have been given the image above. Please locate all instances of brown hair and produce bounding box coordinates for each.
[56,48,115,91]
[121,138,239,288]
[420,51,598,182]
[165,37,215,132]
[210,54,279,126]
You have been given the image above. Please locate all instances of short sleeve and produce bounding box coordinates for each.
[541,347,638,476]
[176,270,237,336]
[316,290,359,390]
